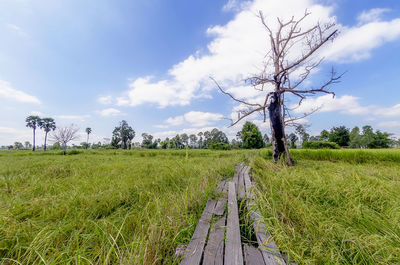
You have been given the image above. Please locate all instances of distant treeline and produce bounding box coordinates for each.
[2,118,399,151]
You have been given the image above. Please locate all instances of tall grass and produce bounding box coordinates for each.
[252,154,400,264]
[259,148,400,164]
[0,149,253,264]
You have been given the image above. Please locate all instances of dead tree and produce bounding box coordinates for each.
[50,125,79,155]
[213,10,343,165]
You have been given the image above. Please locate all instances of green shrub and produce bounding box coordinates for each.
[209,142,231,150]
[303,141,340,149]
[259,148,273,159]
[66,149,83,155]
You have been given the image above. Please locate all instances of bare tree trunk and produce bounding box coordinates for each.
[32,128,36,151]
[86,134,89,149]
[268,92,285,162]
[63,144,67,155]
[44,132,48,151]
[282,134,293,166]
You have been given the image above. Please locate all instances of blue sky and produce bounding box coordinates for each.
[1,0,400,145]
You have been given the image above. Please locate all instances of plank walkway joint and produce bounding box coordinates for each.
[178,163,294,265]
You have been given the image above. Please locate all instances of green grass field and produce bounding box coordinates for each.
[253,149,400,264]
[0,149,253,264]
[1,148,399,264]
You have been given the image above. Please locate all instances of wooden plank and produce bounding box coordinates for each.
[234,163,244,192]
[225,182,243,265]
[238,166,246,200]
[251,212,286,265]
[180,199,217,265]
[232,171,239,194]
[215,179,226,193]
[243,166,253,200]
[202,215,226,265]
[243,245,266,265]
[213,182,228,216]
[243,167,286,265]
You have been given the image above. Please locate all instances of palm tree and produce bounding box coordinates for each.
[25,116,41,151]
[39,118,56,151]
[85,127,92,149]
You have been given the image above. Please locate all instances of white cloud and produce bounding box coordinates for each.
[152,126,219,140]
[0,80,41,104]
[377,121,400,128]
[375,104,400,117]
[376,120,400,137]
[165,111,224,127]
[357,8,390,24]
[97,95,113,105]
[55,114,90,121]
[222,0,250,12]
[6,23,28,37]
[322,18,400,62]
[98,108,122,117]
[116,76,195,108]
[114,0,400,109]
[165,115,185,126]
[292,94,400,121]
[292,94,370,115]
[0,126,32,146]
[153,124,169,129]
[30,111,43,116]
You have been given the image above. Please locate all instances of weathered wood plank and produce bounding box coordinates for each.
[234,163,244,192]
[238,166,246,200]
[180,199,217,265]
[225,182,243,265]
[243,244,266,265]
[215,179,226,193]
[243,167,286,265]
[243,166,253,201]
[202,215,226,265]
[213,182,228,216]
[232,171,239,194]
[252,216,286,265]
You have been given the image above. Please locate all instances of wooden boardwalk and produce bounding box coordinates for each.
[178,164,292,265]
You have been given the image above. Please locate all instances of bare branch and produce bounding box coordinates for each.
[284,106,321,127]
[210,77,262,108]
[49,125,79,153]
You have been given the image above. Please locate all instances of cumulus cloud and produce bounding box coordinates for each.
[116,76,195,108]
[152,127,217,140]
[113,0,400,110]
[376,120,400,137]
[55,114,90,121]
[164,111,224,127]
[165,115,185,126]
[98,108,122,117]
[375,104,400,117]
[222,0,251,12]
[30,111,43,116]
[97,95,113,105]
[0,126,32,146]
[292,94,370,115]
[0,80,41,104]
[377,121,400,128]
[292,94,400,121]
[322,18,400,62]
[357,8,390,24]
